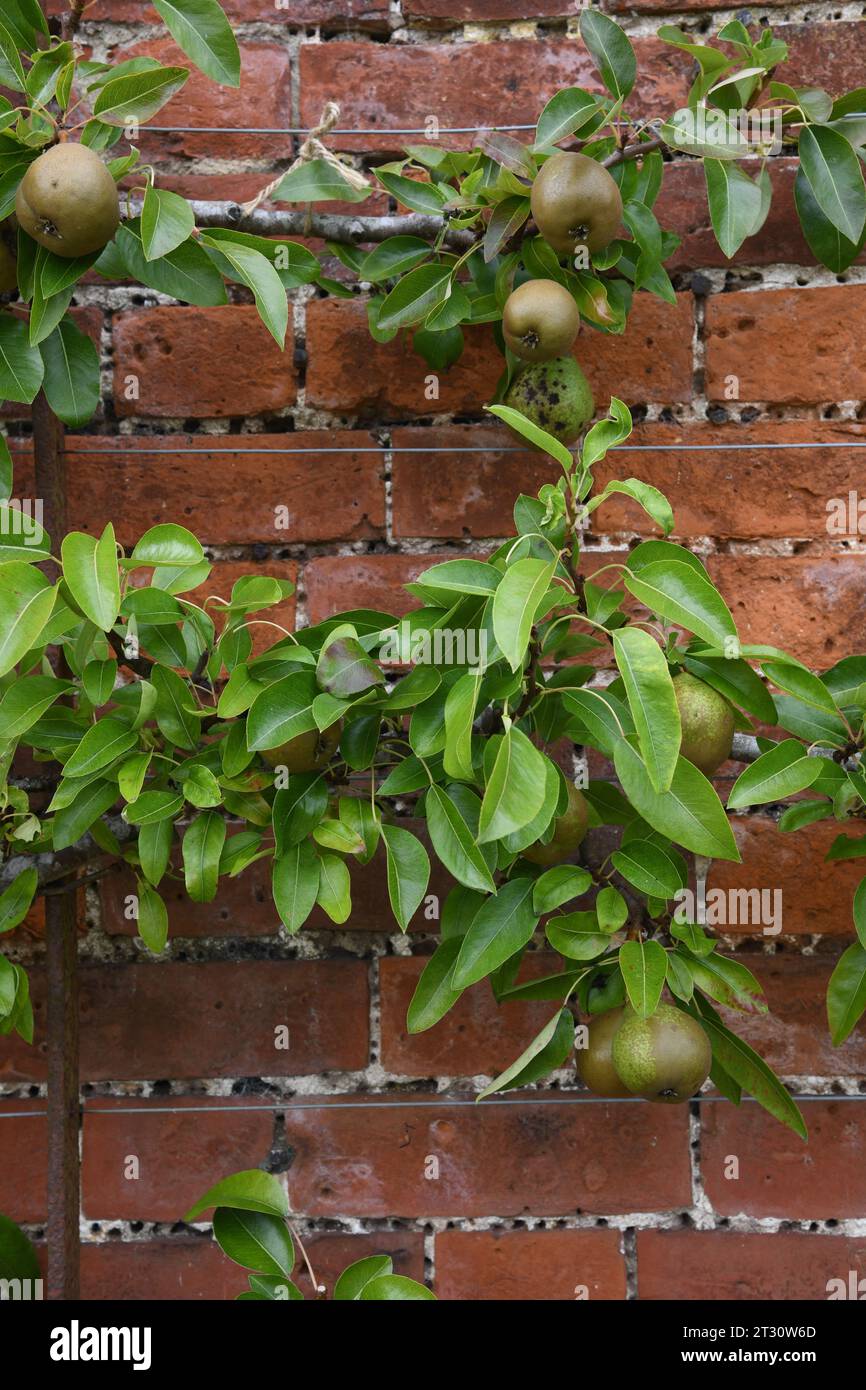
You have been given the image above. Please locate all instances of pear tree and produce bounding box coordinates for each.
[0,6,865,1253]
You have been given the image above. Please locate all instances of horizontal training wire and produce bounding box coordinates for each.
[142,124,611,135]
[4,442,866,457]
[0,1094,862,1119]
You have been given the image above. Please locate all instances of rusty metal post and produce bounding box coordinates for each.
[32,390,80,1299]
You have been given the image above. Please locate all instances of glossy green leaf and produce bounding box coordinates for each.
[827,943,866,1045]
[477,1008,574,1099]
[137,883,168,953]
[40,317,101,428]
[153,0,241,87]
[61,524,120,632]
[727,740,822,810]
[273,840,320,933]
[613,627,680,794]
[0,563,55,676]
[619,939,667,1016]
[381,823,430,931]
[614,739,740,861]
[141,184,195,261]
[182,810,225,903]
[478,726,548,844]
[186,1169,288,1221]
[407,936,465,1033]
[452,877,537,988]
[492,557,555,674]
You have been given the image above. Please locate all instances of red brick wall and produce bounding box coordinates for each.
[2,2,866,1301]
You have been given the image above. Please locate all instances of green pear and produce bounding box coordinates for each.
[575,1006,632,1097]
[612,1003,712,1103]
[16,142,119,259]
[523,782,589,867]
[503,355,594,446]
[673,671,734,777]
[530,151,623,257]
[502,278,580,362]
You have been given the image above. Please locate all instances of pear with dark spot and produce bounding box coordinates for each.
[504,355,594,446]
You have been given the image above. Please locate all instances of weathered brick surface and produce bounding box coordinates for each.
[283,1093,691,1217]
[0,1101,46,1224]
[2,961,369,1083]
[65,433,385,544]
[306,295,693,415]
[702,1101,866,1219]
[705,287,866,405]
[637,1230,866,1300]
[113,307,297,418]
[434,1228,627,1300]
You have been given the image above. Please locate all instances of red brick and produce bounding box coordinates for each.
[407,0,575,19]
[714,818,866,941]
[100,820,451,938]
[82,1097,275,1221]
[113,307,296,419]
[637,1229,866,1301]
[702,1100,866,1219]
[64,433,385,544]
[1,961,369,1083]
[0,1100,47,1224]
[380,952,566,1077]
[284,1093,691,1217]
[299,38,693,153]
[718,950,866,1076]
[391,420,866,541]
[57,0,391,22]
[305,295,693,417]
[435,1228,627,1300]
[782,22,866,103]
[80,1227,423,1299]
[125,39,292,162]
[708,555,866,667]
[705,287,866,405]
[305,552,440,621]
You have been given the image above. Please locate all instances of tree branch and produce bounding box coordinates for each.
[602,134,666,168]
[731,732,837,765]
[125,200,477,251]
[61,1,87,41]
[1,815,136,894]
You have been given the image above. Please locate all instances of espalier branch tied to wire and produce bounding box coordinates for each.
[1,0,866,1248]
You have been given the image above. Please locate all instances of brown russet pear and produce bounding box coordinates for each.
[524,781,589,867]
[260,723,341,773]
[530,151,623,257]
[503,354,594,446]
[611,1002,712,1103]
[16,142,120,259]
[502,278,580,362]
[673,671,735,777]
[575,1006,632,1098]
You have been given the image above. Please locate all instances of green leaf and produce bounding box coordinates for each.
[0,867,37,935]
[93,65,190,125]
[182,810,225,903]
[200,234,288,347]
[378,264,452,332]
[124,788,184,826]
[827,943,866,1045]
[141,185,195,261]
[682,651,777,724]
[593,477,673,535]
[114,222,227,306]
[130,523,205,569]
[316,851,352,925]
[794,165,864,273]
[186,1168,288,1221]
[407,936,465,1033]
[683,950,767,1014]
[612,839,685,900]
[0,562,55,676]
[727,740,822,810]
[418,558,501,596]
[153,0,241,87]
[39,316,100,427]
[316,629,383,698]
[333,1255,393,1301]
[61,523,120,631]
[0,313,44,403]
[273,840,320,933]
[151,663,199,750]
[359,1274,435,1301]
[0,675,71,740]
[271,158,369,204]
[613,627,680,794]
[534,87,603,148]
[64,716,137,779]
[0,18,25,92]
[443,667,483,781]
[53,778,117,851]
[579,8,636,100]
[546,910,610,961]
[0,1212,40,1281]
[624,559,737,648]
[213,1206,293,1278]
[137,883,168,953]
[381,823,430,931]
[359,237,431,282]
[619,939,667,1016]
[614,739,740,861]
[477,1008,574,1100]
[798,123,866,244]
[452,876,537,989]
[492,556,555,674]
[691,997,807,1140]
[486,403,573,470]
[704,158,769,258]
[426,785,496,893]
[761,661,839,716]
[532,865,592,915]
[478,726,548,844]
[247,671,319,751]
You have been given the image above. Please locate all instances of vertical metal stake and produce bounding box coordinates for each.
[32,390,80,1299]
